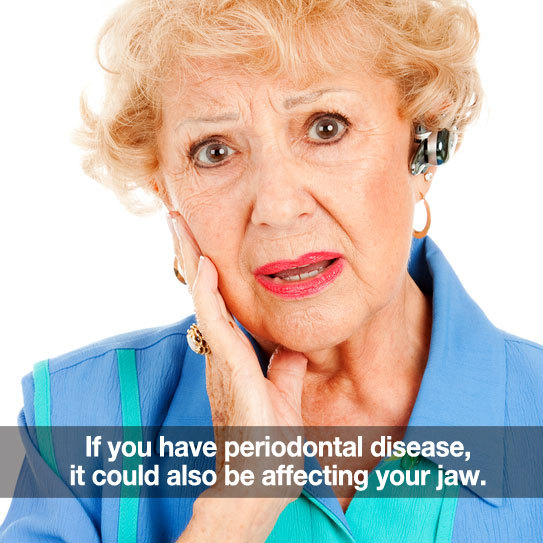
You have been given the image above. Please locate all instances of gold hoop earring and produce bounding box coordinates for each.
[173,256,186,284]
[413,192,431,239]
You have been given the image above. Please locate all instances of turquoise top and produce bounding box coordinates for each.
[1,235,543,542]
[267,454,459,542]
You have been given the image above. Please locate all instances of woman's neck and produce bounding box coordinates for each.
[299,273,432,426]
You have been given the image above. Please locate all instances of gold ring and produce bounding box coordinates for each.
[186,323,211,355]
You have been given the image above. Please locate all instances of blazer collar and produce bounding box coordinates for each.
[403,236,505,506]
[405,236,505,429]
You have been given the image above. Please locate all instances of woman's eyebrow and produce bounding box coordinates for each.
[283,87,353,109]
[176,87,355,130]
[177,113,240,128]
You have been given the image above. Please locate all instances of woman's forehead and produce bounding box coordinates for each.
[161,64,397,117]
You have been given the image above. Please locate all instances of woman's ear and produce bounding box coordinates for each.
[414,166,437,201]
[151,174,175,210]
[150,179,160,194]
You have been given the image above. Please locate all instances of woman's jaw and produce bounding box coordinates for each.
[231,262,431,386]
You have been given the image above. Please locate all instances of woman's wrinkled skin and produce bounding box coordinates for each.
[158,62,435,522]
[159,61,432,418]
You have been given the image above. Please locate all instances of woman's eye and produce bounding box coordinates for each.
[190,113,348,167]
[192,141,236,167]
[307,114,348,142]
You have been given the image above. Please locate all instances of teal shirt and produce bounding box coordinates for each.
[268,455,459,542]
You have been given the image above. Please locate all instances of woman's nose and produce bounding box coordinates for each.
[249,156,317,230]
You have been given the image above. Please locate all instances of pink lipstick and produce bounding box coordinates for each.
[254,251,344,299]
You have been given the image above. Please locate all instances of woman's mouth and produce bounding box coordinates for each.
[268,259,335,282]
[254,251,345,299]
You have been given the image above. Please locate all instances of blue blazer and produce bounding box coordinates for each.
[1,236,543,542]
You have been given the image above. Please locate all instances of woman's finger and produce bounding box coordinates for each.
[192,255,262,376]
[169,211,201,292]
[170,211,236,326]
[266,347,308,411]
[169,212,255,370]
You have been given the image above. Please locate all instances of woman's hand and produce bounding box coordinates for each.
[169,211,308,428]
[168,211,308,543]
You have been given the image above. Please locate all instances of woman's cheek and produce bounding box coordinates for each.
[343,176,413,305]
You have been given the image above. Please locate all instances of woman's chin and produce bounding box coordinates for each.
[224,281,364,353]
[258,306,360,354]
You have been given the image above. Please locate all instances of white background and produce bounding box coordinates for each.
[1,0,542,522]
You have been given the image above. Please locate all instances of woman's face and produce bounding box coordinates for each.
[158,63,426,353]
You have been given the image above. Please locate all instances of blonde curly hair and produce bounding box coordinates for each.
[73,0,484,214]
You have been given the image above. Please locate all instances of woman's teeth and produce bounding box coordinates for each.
[278,268,322,282]
[269,259,334,283]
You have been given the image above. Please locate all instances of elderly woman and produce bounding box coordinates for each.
[2,0,543,542]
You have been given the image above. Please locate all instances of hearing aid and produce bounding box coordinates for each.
[410,123,458,176]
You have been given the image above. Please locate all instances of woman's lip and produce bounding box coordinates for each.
[255,257,345,299]
[253,251,343,276]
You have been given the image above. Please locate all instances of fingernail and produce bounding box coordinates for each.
[172,218,184,242]
[197,255,205,273]
[166,210,184,240]
[268,345,282,370]
[166,213,175,237]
